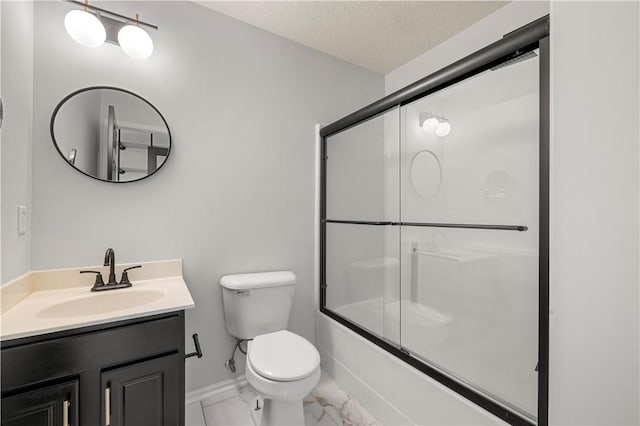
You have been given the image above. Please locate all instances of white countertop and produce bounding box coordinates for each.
[1,261,195,341]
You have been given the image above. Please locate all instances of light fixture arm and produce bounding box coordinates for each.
[66,0,158,31]
[420,112,447,124]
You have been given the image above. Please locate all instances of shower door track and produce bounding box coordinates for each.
[319,14,549,426]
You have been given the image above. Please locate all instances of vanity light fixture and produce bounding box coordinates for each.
[64,0,158,59]
[421,116,440,133]
[435,119,451,137]
[420,113,452,138]
[118,15,154,60]
[64,2,106,48]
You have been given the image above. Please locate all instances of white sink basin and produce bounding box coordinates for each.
[36,290,165,318]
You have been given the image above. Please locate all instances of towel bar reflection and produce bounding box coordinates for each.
[412,248,461,261]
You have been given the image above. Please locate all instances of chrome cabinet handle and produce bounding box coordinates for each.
[63,399,70,426]
[105,386,111,426]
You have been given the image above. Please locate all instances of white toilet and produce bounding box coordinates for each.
[219,271,320,426]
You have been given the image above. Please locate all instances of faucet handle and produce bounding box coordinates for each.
[80,270,105,289]
[119,265,142,285]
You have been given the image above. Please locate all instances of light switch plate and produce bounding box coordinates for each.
[17,205,27,235]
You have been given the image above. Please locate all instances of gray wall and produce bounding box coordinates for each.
[29,1,382,392]
[1,1,34,283]
[549,2,639,424]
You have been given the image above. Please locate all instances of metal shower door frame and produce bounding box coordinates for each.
[319,15,550,426]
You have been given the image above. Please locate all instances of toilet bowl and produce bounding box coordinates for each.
[219,271,321,426]
[245,330,321,426]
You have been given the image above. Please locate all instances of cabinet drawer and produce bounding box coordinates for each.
[2,315,181,392]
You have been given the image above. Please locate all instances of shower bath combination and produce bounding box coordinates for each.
[319,15,549,426]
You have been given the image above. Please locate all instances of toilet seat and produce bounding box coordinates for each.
[248,330,320,382]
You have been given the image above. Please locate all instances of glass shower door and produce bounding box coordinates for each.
[324,108,401,345]
[399,50,540,420]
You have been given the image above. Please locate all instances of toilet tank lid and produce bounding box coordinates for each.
[219,271,296,290]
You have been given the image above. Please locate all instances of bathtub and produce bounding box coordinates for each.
[334,297,451,346]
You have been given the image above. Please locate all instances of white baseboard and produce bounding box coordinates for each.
[186,376,249,407]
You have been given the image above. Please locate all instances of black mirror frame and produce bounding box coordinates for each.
[49,86,172,184]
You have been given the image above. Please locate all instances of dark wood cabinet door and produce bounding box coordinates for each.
[101,354,179,426]
[2,380,78,426]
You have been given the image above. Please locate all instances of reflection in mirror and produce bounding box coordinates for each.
[410,150,442,198]
[51,87,171,183]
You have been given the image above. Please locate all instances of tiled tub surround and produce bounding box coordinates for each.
[1,259,194,340]
[187,370,381,426]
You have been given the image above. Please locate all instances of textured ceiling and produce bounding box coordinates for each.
[197,1,508,74]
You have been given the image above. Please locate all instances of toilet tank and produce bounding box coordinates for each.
[219,271,296,340]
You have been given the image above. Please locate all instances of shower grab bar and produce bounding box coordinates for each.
[323,219,527,232]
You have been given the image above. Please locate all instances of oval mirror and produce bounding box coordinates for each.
[50,87,171,183]
[410,150,442,198]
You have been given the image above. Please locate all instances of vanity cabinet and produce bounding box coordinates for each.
[1,312,185,426]
[102,354,180,426]
[2,380,78,426]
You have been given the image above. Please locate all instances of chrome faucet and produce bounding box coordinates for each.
[104,248,117,285]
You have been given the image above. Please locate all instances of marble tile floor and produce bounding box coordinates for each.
[186,369,381,426]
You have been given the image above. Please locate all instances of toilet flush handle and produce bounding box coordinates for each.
[235,290,251,296]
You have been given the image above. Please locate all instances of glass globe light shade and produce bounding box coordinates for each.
[118,25,154,59]
[64,10,106,48]
[422,117,440,133]
[435,120,452,137]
